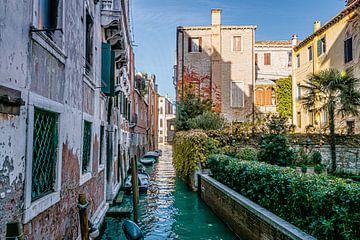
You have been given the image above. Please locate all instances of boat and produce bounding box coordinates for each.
[154,149,162,156]
[139,155,156,165]
[124,172,150,194]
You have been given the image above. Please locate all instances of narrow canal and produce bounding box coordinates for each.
[99,145,237,239]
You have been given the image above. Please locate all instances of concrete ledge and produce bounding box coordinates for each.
[200,174,316,240]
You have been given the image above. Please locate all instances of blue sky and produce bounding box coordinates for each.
[132,0,346,99]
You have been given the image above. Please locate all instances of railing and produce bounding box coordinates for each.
[101,0,113,10]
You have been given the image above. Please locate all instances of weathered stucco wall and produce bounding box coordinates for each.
[199,174,315,240]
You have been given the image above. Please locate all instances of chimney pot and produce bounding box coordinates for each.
[314,21,321,32]
[291,34,298,46]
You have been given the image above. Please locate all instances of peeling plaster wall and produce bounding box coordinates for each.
[0,0,31,237]
[1,0,107,239]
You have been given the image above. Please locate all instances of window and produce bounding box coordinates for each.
[170,125,175,131]
[255,53,258,65]
[231,81,244,108]
[232,36,242,51]
[288,52,292,66]
[85,10,94,76]
[160,130,163,135]
[344,37,353,63]
[347,120,355,135]
[323,111,328,125]
[309,110,314,125]
[31,108,59,200]
[188,37,202,53]
[99,125,105,165]
[36,0,60,39]
[297,84,301,100]
[82,121,92,174]
[255,87,272,106]
[160,107,163,114]
[296,54,300,68]
[101,0,113,10]
[264,53,271,65]
[160,119,163,127]
[317,37,326,56]
[297,112,301,128]
[308,45,313,61]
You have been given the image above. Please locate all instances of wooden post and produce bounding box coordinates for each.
[131,157,139,223]
[78,194,89,240]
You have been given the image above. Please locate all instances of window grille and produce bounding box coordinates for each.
[31,108,59,200]
[82,121,92,174]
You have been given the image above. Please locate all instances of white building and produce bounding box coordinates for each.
[158,95,175,145]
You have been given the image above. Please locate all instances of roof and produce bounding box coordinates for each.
[177,25,257,31]
[255,40,292,46]
[294,0,360,51]
[256,79,276,85]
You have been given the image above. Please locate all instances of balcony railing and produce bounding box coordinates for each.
[101,0,113,10]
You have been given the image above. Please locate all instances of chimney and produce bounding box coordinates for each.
[212,9,221,26]
[314,21,321,32]
[291,34,298,47]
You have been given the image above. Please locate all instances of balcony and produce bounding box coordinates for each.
[101,0,121,26]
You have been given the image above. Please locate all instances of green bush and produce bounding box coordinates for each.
[259,134,296,166]
[236,147,258,161]
[314,164,324,174]
[301,165,307,173]
[222,145,237,158]
[275,76,292,119]
[208,155,360,239]
[187,111,225,130]
[311,151,322,165]
[173,131,209,177]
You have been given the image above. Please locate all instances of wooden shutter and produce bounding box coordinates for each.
[188,37,192,52]
[317,39,322,56]
[265,88,272,105]
[264,53,271,65]
[231,82,244,107]
[255,53,258,65]
[255,88,263,105]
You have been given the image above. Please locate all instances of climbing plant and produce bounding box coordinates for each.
[275,76,292,119]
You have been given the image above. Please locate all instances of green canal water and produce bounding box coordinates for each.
[99,146,237,239]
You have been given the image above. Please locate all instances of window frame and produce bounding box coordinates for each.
[317,36,326,57]
[344,37,353,64]
[24,93,64,224]
[296,54,301,68]
[99,123,105,172]
[264,53,271,65]
[84,6,94,79]
[308,45,313,61]
[231,35,243,52]
[188,37,202,53]
[80,113,94,185]
[230,81,245,108]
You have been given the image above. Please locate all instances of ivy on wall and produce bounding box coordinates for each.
[275,76,292,119]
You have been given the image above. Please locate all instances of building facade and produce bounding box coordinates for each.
[158,95,175,145]
[0,0,134,238]
[255,40,294,114]
[292,0,360,133]
[175,9,257,122]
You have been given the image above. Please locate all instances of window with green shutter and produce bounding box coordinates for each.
[317,37,326,56]
[31,108,59,201]
[82,121,92,174]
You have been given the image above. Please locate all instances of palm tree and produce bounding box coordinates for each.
[301,69,360,173]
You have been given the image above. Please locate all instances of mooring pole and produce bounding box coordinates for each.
[131,157,139,223]
[78,194,89,240]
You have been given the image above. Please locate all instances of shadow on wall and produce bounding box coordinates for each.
[177,31,261,123]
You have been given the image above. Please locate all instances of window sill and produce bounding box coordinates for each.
[80,172,92,186]
[83,74,96,89]
[23,191,60,223]
[31,31,66,64]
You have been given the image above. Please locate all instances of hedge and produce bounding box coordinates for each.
[207,154,360,240]
[172,131,209,178]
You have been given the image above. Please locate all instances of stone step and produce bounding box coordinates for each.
[115,191,124,204]
[106,205,133,218]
